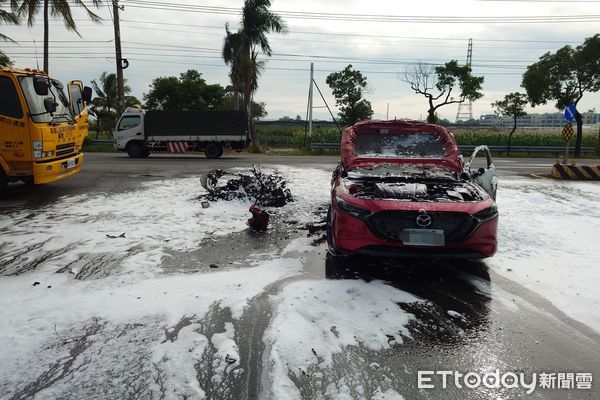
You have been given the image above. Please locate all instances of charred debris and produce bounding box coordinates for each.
[200,165,294,231]
[200,165,293,207]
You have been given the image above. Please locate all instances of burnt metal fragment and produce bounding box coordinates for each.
[200,165,293,207]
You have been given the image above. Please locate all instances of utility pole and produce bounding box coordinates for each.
[386,103,389,120]
[308,62,314,138]
[113,0,125,116]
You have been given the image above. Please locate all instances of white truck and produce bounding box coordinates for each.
[114,108,248,159]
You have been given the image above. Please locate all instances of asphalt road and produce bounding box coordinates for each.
[1,153,599,399]
[3,152,598,208]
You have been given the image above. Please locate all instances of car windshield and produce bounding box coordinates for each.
[18,76,73,123]
[355,132,446,158]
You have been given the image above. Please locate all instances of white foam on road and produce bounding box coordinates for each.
[2,166,600,398]
[488,179,600,332]
[0,166,333,399]
[263,279,420,399]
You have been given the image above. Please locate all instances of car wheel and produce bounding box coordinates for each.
[126,141,146,158]
[325,252,355,279]
[326,206,339,255]
[204,143,223,159]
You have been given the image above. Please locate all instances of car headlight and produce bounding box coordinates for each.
[335,197,372,220]
[474,204,498,221]
[33,141,43,150]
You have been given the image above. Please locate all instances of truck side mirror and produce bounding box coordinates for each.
[44,98,57,114]
[82,86,92,103]
[34,76,49,96]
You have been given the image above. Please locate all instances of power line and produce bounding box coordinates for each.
[44,16,586,43]
[117,0,600,23]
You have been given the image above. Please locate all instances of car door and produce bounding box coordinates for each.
[465,145,498,200]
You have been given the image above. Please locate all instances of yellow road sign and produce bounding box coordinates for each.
[562,122,574,141]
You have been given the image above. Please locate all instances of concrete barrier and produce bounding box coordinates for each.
[550,163,600,180]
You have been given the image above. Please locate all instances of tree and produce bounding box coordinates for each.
[252,100,267,119]
[14,0,101,74]
[491,92,528,155]
[222,0,287,144]
[402,61,484,123]
[144,70,226,112]
[91,72,131,113]
[90,72,135,138]
[0,52,10,66]
[326,64,374,126]
[222,88,266,118]
[1,0,19,65]
[522,34,600,156]
[1,0,18,42]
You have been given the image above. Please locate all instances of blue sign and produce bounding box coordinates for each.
[564,103,577,122]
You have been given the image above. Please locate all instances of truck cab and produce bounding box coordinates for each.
[0,67,92,195]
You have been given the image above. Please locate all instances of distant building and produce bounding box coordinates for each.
[478,111,600,128]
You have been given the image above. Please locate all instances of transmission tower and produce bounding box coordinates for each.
[455,38,473,122]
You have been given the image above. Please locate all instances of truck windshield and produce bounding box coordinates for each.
[18,76,73,123]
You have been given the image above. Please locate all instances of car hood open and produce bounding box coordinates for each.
[340,120,464,172]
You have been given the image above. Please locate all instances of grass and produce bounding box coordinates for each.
[256,125,599,150]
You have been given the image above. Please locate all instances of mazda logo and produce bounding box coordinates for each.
[416,213,432,227]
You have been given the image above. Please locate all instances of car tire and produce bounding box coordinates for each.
[325,252,354,279]
[204,143,223,159]
[326,206,339,255]
[126,141,146,158]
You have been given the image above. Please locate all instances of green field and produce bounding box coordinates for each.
[256,125,599,149]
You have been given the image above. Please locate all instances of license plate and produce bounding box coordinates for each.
[400,229,445,246]
[66,158,76,169]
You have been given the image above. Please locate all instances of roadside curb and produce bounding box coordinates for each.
[550,163,600,180]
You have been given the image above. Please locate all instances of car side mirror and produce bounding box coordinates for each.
[82,86,92,103]
[44,98,57,114]
[34,76,49,96]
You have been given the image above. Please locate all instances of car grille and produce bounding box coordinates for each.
[368,211,476,243]
[56,142,76,157]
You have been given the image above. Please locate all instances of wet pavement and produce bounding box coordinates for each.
[1,154,599,400]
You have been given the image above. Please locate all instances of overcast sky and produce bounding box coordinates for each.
[1,0,599,121]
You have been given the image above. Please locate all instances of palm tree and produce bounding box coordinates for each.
[1,0,19,42]
[91,71,132,138]
[15,0,101,73]
[222,0,286,143]
[0,1,19,67]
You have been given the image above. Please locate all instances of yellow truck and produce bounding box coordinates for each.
[0,67,92,196]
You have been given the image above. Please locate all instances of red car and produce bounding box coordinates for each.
[327,120,498,259]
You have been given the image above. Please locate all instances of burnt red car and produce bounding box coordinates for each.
[327,120,498,259]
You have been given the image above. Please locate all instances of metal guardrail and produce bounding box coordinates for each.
[310,143,597,154]
[90,140,113,145]
[87,139,596,155]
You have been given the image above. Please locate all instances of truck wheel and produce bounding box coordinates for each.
[0,169,8,198]
[204,143,223,159]
[126,141,146,158]
[20,176,35,185]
